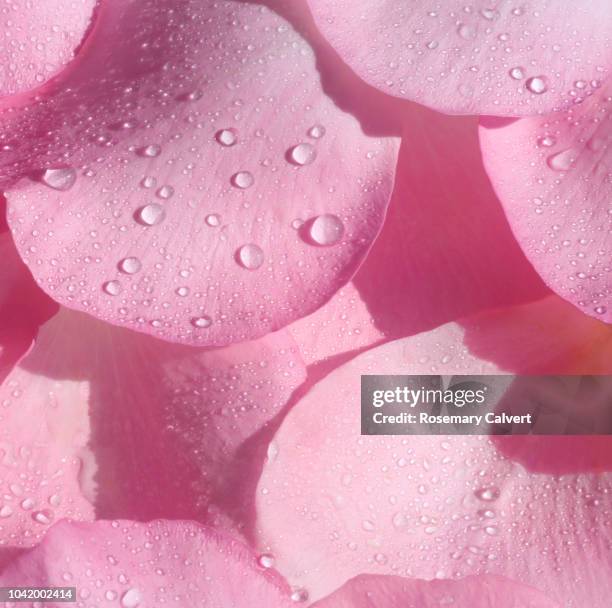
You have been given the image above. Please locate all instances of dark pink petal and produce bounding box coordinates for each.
[0,519,293,606]
[313,574,560,608]
[255,295,612,606]
[0,307,305,563]
[306,0,612,116]
[0,0,95,98]
[0,232,57,381]
[2,0,398,347]
[480,83,611,323]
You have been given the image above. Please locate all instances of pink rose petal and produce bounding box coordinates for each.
[480,82,611,323]
[306,0,612,116]
[0,0,95,98]
[255,295,612,606]
[0,306,305,564]
[313,574,560,608]
[2,0,398,346]
[0,519,294,607]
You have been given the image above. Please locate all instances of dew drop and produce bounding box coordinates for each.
[0,505,13,518]
[257,554,275,568]
[103,280,122,296]
[32,509,53,525]
[121,588,143,608]
[290,588,309,603]
[135,203,166,226]
[118,257,142,274]
[288,143,317,166]
[139,144,161,158]
[231,171,254,189]
[215,129,238,147]
[475,486,500,502]
[594,306,607,315]
[547,148,578,171]
[480,8,499,20]
[236,243,264,270]
[537,135,557,148]
[190,315,212,329]
[156,185,175,199]
[509,66,524,80]
[175,286,190,297]
[307,124,326,139]
[307,214,344,246]
[20,498,34,510]
[40,167,77,191]
[205,213,221,227]
[526,76,548,94]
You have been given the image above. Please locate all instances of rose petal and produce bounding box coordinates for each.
[0,232,57,382]
[0,306,305,564]
[255,295,612,606]
[305,0,612,116]
[0,519,293,606]
[2,0,398,346]
[313,574,560,608]
[0,0,95,98]
[480,82,611,323]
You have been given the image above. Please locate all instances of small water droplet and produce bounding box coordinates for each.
[537,135,557,147]
[135,203,166,226]
[103,280,122,296]
[480,8,499,20]
[547,148,578,171]
[289,143,317,166]
[0,505,13,518]
[307,214,344,246]
[216,129,238,147]
[236,243,264,270]
[190,315,212,329]
[594,306,607,315]
[20,498,34,510]
[156,185,174,199]
[231,171,254,189]
[40,167,77,191]
[509,66,525,80]
[32,509,53,525]
[475,486,500,502]
[205,213,221,227]
[118,257,142,274]
[139,144,162,158]
[258,554,275,568]
[290,588,309,603]
[457,23,476,40]
[307,124,326,139]
[526,76,548,94]
[121,588,143,608]
[175,286,190,297]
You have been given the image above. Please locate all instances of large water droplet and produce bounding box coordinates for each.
[526,76,548,94]
[103,280,122,296]
[136,203,166,226]
[547,148,578,171]
[118,257,142,274]
[289,143,317,166]
[237,243,264,270]
[121,588,143,608]
[41,167,77,191]
[307,214,344,246]
[231,171,254,189]
[216,129,238,147]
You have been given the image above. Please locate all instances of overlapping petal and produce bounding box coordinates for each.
[255,295,612,606]
[306,0,612,116]
[0,0,96,98]
[2,0,398,347]
[0,306,305,566]
[481,81,611,323]
[313,574,560,608]
[0,519,294,607]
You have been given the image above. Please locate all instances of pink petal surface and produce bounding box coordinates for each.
[313,574,560,608]
[2,0,398,347]
[0,519,294,607]
[306,0,612,116]
[255,295,612,606]
[0,232,57,382]
[0,306,305,566]
[481,82,611,323]
[0,0,95,98]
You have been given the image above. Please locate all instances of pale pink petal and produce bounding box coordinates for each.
[0,519,293,606]
[255,295,612,607]
[313,574,560,608]
[0,232,57,382]
[480,82,611,323]
[0,306,305,564]
[306,0,612,116]
[1,0,398,347]
[0,0,95,98]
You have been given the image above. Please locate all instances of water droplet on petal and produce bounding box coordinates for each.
[103,280,122,296]
[509,66,524,80]
[139,144,161,158]
[547,148,578,171]
[594,306,607,315]
[526,76,548,94]
[175,286,190,297]
[231,171,254,189]
[118,257,142,274]
[258,554,275,568]
[136,203,166,226]
[0,505,13,518]
[121,588,143,608]
[156,185,174,199]
[307,124,326,139]
[32,509,53,525]
[537,135,556,148]
[307,214,344,246]
[457,23,476,40]
[288,143,317,166]
[475,486,500,502]
[190,315,212,329]
[236,244,264,270]
[40,167,77,191]
[216,129,238,147]
[205,213,221,227]
[290,588,309,603]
